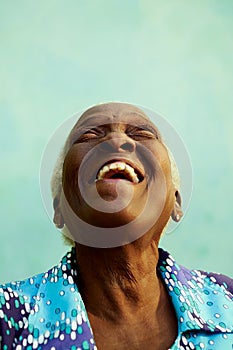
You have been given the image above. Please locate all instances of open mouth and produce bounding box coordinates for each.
[96,161,144,184]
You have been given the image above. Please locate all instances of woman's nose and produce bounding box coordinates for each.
[100,132,136,153]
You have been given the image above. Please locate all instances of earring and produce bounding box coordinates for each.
[55,222,64,229]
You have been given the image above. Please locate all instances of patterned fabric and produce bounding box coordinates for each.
[0,248,233,349]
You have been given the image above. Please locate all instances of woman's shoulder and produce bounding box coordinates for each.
[0,268,53,303]
[159,247,233,337]
[0,249,74,300]
[191,269,233,295]
[0,249,90,350]
[159,247,233,295]
[0,248,77,320]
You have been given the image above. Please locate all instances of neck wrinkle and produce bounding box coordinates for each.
[73,242,163,322]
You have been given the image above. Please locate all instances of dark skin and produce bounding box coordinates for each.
[54,103,183,350]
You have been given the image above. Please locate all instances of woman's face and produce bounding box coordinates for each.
[60,103,177,244]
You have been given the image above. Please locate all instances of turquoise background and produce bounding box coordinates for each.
[0,1,233,283]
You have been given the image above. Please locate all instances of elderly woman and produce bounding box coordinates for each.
[0,102,233,350]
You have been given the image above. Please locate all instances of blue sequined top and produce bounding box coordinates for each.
[0,248,233,349]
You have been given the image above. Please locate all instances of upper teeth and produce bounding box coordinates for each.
[96,162,139,183]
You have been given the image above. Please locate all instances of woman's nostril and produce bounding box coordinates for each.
[100,142,115,152]
[100,137,135,153]
[121,142,134,152]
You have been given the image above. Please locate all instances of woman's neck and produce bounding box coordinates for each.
[74,241,166,321]
[74,241,178,350]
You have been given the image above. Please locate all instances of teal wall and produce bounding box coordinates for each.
[0,1,233,283]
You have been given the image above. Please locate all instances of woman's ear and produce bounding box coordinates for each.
[53,196,64,228]
[171,190,183,222]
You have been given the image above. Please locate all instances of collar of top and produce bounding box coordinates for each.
[158,248,233,334]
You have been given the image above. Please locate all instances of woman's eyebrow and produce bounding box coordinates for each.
[77,115,106,127]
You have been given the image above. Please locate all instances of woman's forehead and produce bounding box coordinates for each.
[73,102,156,129]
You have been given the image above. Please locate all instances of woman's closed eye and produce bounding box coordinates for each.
[127,126,159,140]
[73,127,105,143]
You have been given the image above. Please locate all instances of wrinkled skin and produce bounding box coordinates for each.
[54,103,182,350]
